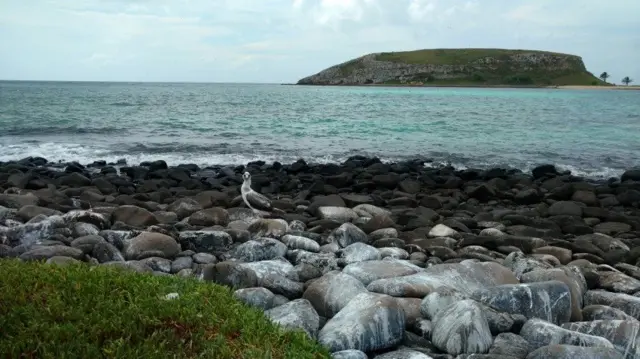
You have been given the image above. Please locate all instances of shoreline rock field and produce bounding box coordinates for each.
[1,156,640,359]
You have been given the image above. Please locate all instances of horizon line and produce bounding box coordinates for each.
[0,79,286,85]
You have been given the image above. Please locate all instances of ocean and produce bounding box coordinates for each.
[1,81,639,179]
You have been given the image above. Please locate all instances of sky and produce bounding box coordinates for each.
[1,0,639,84]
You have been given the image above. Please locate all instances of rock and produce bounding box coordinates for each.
[520,268,586,322]
[395,297,422,328]
[548,201,583,217]
[16,205,61,221]
[342,259,423,286]
[139,256,172,273]
[3,215,66,247]
[431,299,493,356]
[70,235,106,254]
[233,287,276,310]
[0,193,39,209]
[374,349,434,359]
[192,252,217,264]
[260,273,304,299]
[515,188,542,205]
[247,218,288,239]
[102,260,153,273]
[317,206,359,223]
[621,169,640,182]
[489,333,531,359]
[429,224,460,239]
[584,290,640,320]
[189,207,229,227]
[302,271,367,318]
[72,222,99,237]
[92,242,125,263]
[166,198,202,220]
[237,259,295,283]
[571,190,598,206]
[231,238,287,262]
[561,320,639,359]
[597,271,640,294]
[340,194,373,207]
[99,229,138,249]
[178,231,232,253]
[331,350,368,359]
[367,261,518,298]
[519,318,614,351]
[281,234,320,252]
[339,242,380,264]
[124,231,181,260]
[202,261,258,289]
[19,245,84,261]
[333,223,369,248]
[264,298,320,339]
[525,345,624,359]
[502,251,553,279]
[45,256,81,266]
[111,205,158,227]
[471,280,572,325]
[318,292,405,353]
[420,286,467,320]
[582,305,639,322]
[353,204,391,218]
[594,222,631,235]
[170,256,193,273]
[531,246,572,265]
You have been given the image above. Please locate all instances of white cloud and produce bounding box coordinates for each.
[0,0,638,83]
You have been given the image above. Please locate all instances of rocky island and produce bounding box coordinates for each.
[296,48,606,87]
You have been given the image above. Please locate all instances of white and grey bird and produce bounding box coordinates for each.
[241,171,275,217]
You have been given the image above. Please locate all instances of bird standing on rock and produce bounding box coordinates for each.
[241,171,284,218]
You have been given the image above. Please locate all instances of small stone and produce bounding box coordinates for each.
[265,299,320,339]
[20,245,84,261]
[233,287,276,310]
[124,232,181,260]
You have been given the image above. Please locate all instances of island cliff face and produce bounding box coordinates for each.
[297,48,601,86]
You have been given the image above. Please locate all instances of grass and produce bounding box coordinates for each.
[0,259,331,359]
[375,48,575,65]
[327,48,604,86]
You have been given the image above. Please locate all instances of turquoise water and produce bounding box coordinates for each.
[1,81,639,178]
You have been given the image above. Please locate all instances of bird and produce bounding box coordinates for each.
[241,171,283,217]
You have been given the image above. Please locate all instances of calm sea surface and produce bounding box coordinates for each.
[1,81,639,179]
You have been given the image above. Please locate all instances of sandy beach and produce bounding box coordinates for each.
[555,85,640,90]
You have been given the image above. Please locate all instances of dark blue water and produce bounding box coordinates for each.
[1,81,639,178]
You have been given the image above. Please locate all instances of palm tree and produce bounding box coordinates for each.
[621,76,633,86]
[599,72,610,83]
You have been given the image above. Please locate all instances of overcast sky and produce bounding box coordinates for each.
[1,0,638,84]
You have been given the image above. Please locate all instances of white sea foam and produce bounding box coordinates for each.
[0,141,629,180]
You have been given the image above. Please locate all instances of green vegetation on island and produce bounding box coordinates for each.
[0,259,330,359]
[297,48,609,87]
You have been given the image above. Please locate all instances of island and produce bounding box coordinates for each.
[296,48,608,87]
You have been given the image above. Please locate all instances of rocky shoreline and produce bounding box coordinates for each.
[1,156,640,359]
